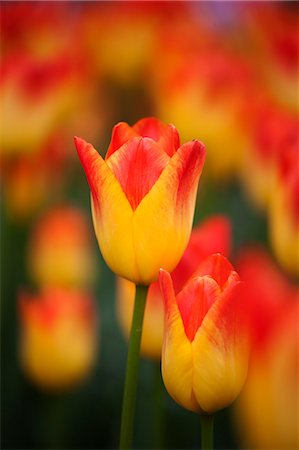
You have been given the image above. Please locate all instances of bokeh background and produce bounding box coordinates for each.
[1,2,298,449]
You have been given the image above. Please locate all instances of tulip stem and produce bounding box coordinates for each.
[119,284,149,450]
[200,414,214,450]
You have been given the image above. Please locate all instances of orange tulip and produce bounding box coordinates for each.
[75,117,205,285]
[235,247,299,449]
[117,215,231,359]
[27,206,96,288]
[159,254,248,414]
[19,289,98,391]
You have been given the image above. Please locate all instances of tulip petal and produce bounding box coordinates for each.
[106,122,138,159]
[192,253,234,290]
[74,137,140,281]
[132,140,206,284]
[159,270,198,412]
[106,137,170,210]
[177,276,221,342]
[133,117,180,156]
[192,279,248,413]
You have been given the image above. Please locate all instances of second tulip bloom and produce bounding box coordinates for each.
[159,253,248,414]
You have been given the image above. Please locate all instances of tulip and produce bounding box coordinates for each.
[159,253,248,415]
[75,117,205,285]
[235,247,299,449]
[240,101,298,211]
[117,215,231,360]
[19,289,98,391]
[269,144,299,277]
[82,2,159,85]
[243,3,299,113]
[27,206,96,288]
[1,134,69,221]
[151,45,255,181]
[236,247,296,346]
[0,52,88,155]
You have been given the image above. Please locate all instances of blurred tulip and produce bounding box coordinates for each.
[27,206,96,288]
[1,2,79,58]
[82,2,171,85]
[236,247,297,346]
[117,216,231,359]
[1,135,70,221]
[19,289,98,391]
[243,3,299,112]
[152,46,255,181]
[235,247,299,449]
[75,117,205,285]
[0,52,89,155]
[159,254,248,414]
[240,102,298,211]
[269,140,299,277]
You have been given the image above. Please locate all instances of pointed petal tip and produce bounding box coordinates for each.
[159,269,175,308]
[74,135,83,145]
[158,268,172,285]
[74,136,89,156]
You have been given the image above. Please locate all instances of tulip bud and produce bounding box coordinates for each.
[19,289,98,391]
[159,254,248,414]
[75,117,205,285]
[27,206,96,288]
[117,216,231,360]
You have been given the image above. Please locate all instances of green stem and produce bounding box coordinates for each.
[152,361,165,449]
[119,284,149,450]
[200,414,214,450]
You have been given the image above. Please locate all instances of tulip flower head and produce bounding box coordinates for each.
[75,117,205,285]
[159,254,248,414]
[27,206,96,288]
[19,289,98,391]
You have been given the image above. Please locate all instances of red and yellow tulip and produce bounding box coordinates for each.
[159,254,248,414]
[117,215,231,359]
[75,117,205,285]
[19,289,98,391]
